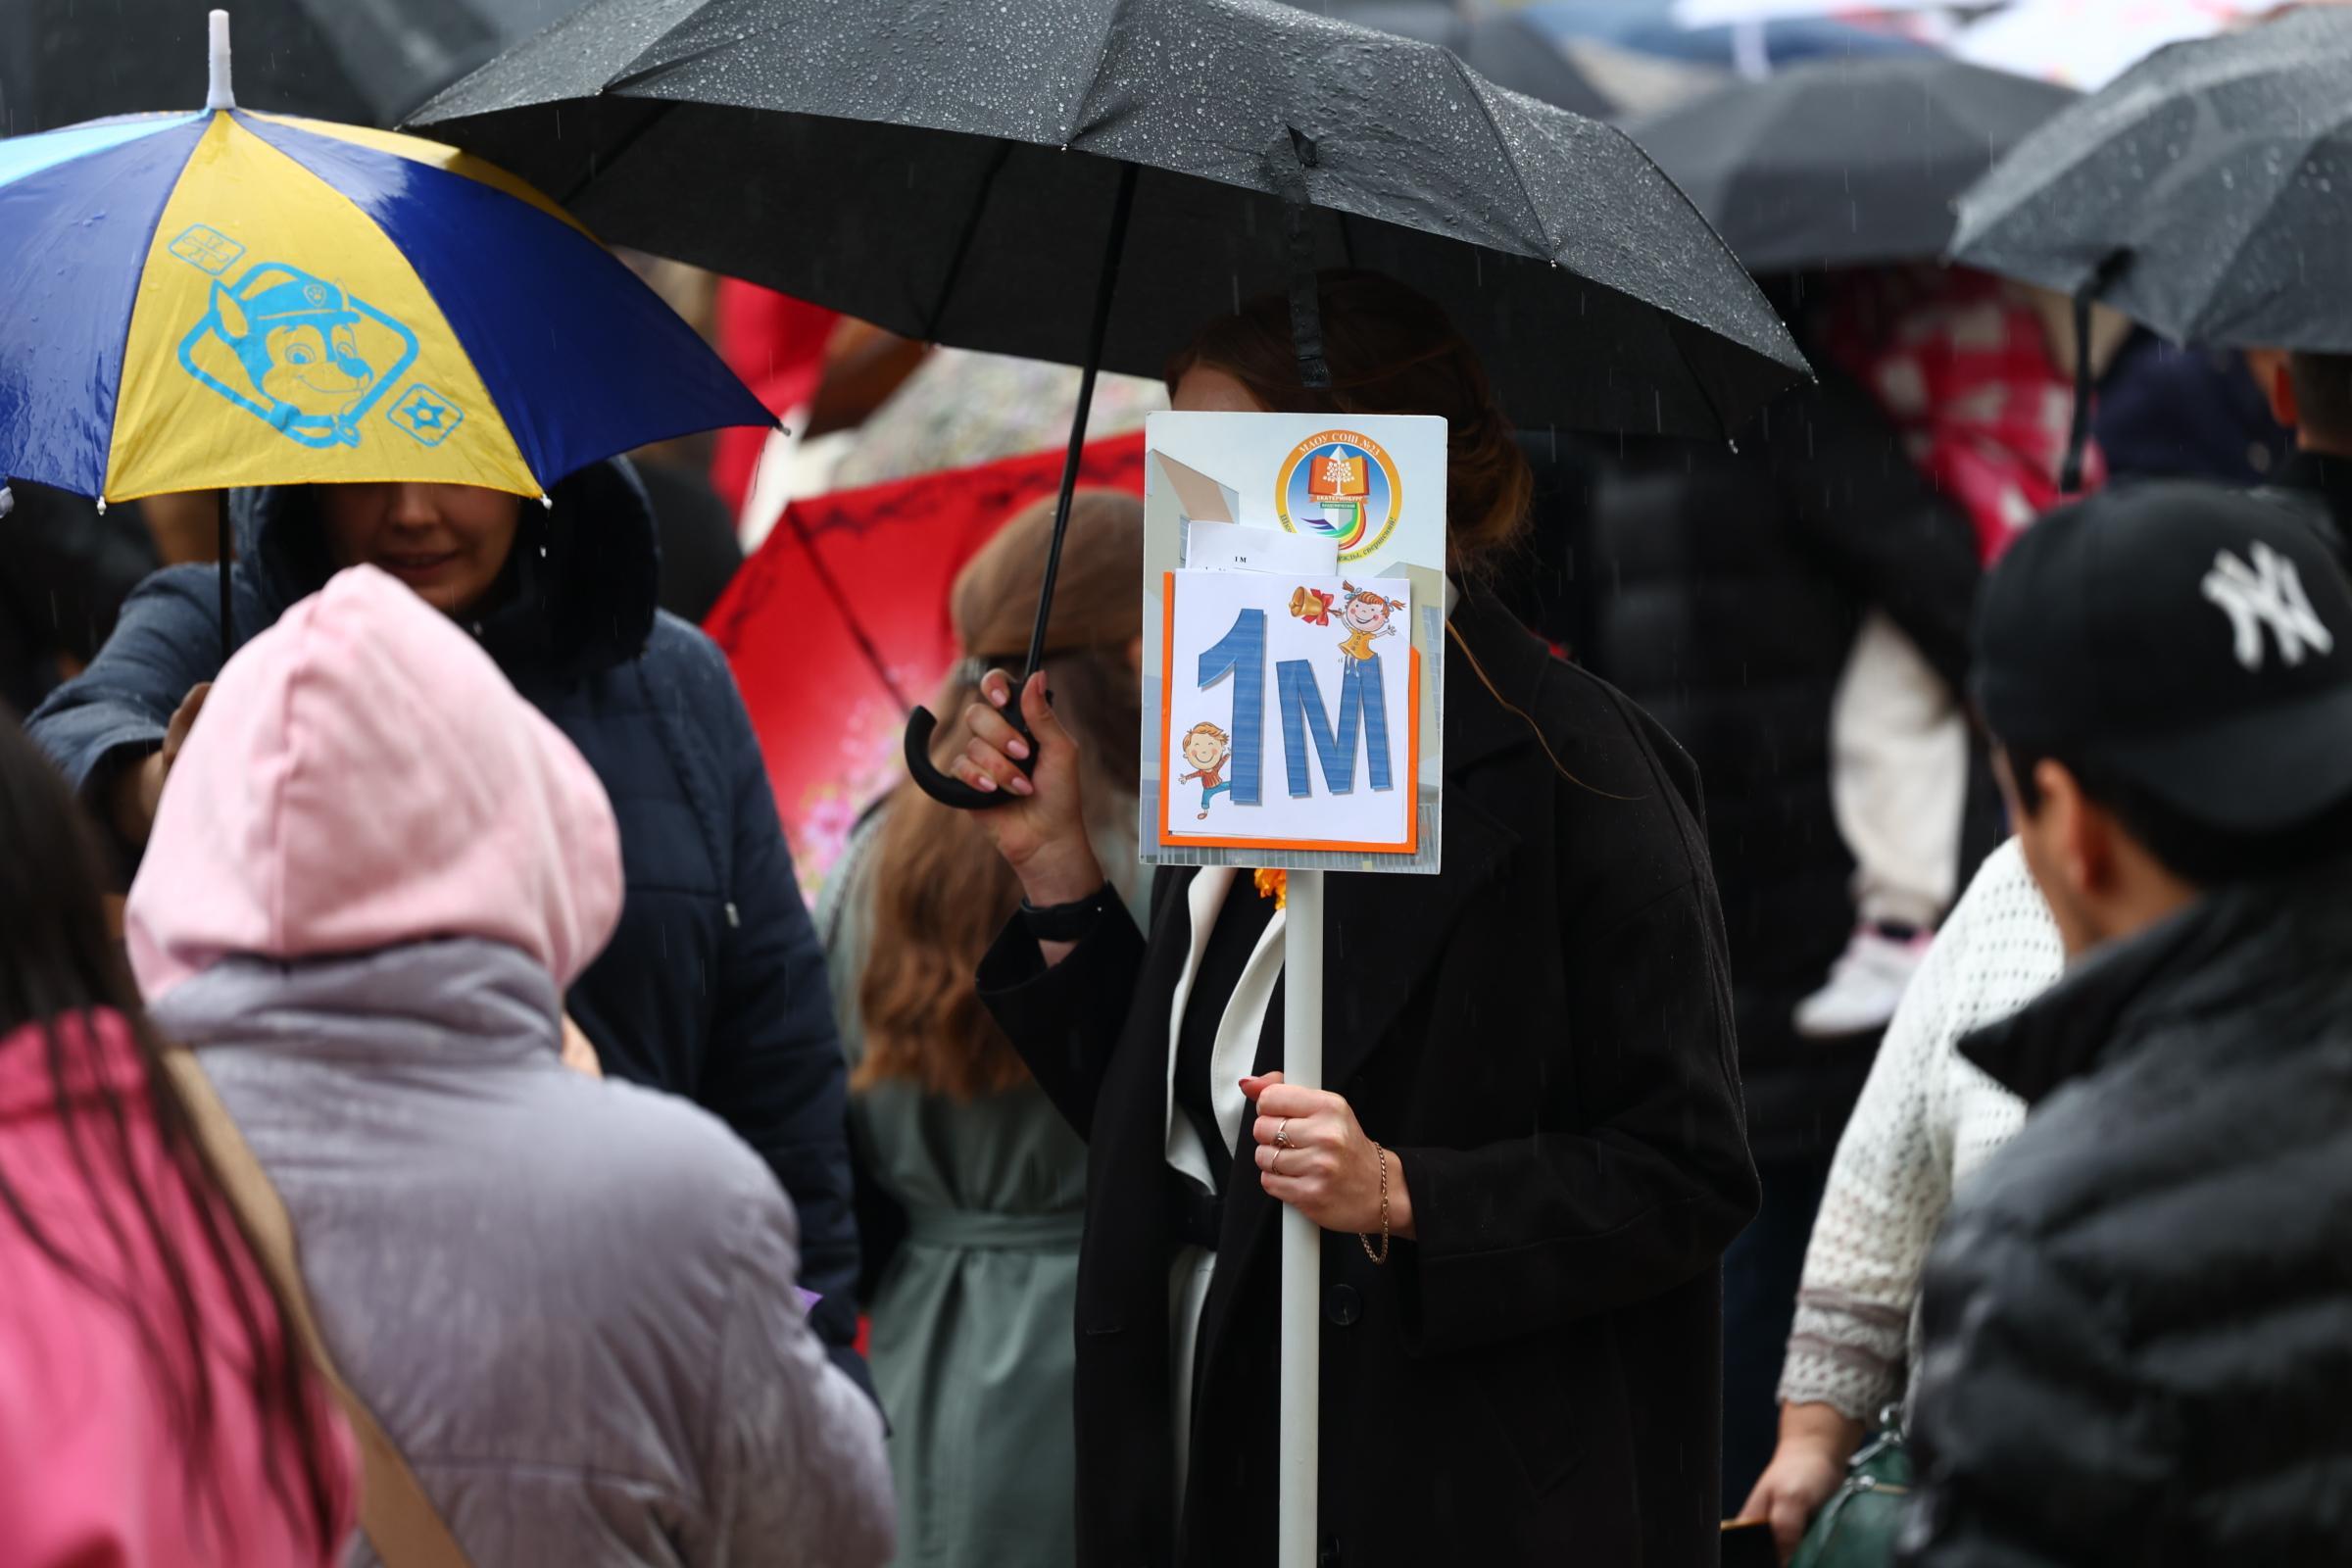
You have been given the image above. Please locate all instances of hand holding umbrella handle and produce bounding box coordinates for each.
[903,702,1035,810]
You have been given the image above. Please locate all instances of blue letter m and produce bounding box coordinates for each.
[1275,658,1393,798]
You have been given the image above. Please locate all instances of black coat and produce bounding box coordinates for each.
[1557,372,1993,1160]
[978,584,1759,1568]
[25,462,868,1388]
[1902,861,2352,1566]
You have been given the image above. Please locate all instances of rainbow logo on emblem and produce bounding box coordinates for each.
[1275,429,1402,564]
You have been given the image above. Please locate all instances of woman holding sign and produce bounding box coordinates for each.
[962,272,1759,1568]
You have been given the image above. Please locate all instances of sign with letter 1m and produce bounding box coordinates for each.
[1140,411,1445,874]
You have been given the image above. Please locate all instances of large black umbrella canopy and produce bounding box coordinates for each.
[1625,56,2079,274]
[0,0,586,131]
[1952,7,2352,352]
[410,0,1807,438]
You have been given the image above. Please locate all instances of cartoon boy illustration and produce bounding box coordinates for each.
[1177,721,1233,821]
[1336,580,1401,673]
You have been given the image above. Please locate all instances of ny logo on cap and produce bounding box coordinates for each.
[2200,543,2335,671]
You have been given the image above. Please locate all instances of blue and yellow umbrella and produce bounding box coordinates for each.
[0,16,770,509]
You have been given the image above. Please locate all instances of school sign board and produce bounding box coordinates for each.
[1140,412,1446,874]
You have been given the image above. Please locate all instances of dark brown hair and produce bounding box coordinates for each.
[0,712,343,1556]
[1165,269,1534,574]
[856,491,1144,1099]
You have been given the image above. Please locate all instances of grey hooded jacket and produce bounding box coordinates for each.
[151,938,895,1568]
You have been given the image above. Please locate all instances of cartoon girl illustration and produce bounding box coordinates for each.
[1177,721,1233,821]
[1336,581,1402,674]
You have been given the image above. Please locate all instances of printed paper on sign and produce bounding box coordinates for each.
[1184,521,1339,576]
[1159,570,1418,851]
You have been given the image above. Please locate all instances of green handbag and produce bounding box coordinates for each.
[1788,1415,1912,1568]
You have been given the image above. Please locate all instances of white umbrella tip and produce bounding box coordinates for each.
[207,10,235,111]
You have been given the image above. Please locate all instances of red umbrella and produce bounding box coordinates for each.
[710,280,839,516]
[706,430,1148,896]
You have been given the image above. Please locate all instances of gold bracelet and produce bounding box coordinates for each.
[1359,1142,1391,1264]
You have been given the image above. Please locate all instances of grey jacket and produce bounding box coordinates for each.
[151,938,895,1568]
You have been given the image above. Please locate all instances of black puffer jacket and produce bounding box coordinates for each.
[1903,861,2352,1566]
[1546,370,1991,1160]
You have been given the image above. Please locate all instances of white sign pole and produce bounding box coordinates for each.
[1276,867,1325,1568]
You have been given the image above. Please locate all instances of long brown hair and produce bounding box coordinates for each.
[0,713,344,1557]
[856,491,1144,1099]
[1165,269,1534,574]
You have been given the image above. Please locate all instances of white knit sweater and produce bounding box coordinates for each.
[1777,838,2062,1420]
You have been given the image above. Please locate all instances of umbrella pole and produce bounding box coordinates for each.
[2059,286,2095,494]
[1278,868,1325,1568]
[897,160,1139,808]
[1018,160,1140,686]
[217,491,232,665]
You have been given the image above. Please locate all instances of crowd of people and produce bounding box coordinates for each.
[9,26,2352,1568]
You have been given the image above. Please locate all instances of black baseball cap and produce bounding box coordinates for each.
[1974,480,2352,834]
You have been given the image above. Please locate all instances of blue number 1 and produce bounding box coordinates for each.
[1197,609,1266,805]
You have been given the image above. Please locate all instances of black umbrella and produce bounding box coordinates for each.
[1624,55,2080,274]
[1952,7,2352,355]
[0,0,584,131]
[414,0,1807,806]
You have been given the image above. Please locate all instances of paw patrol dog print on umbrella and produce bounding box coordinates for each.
[0,11,769,511]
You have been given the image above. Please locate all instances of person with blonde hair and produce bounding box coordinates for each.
[817,489,1146,1568]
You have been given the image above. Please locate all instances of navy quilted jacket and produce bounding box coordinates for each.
[28,459,867,1389]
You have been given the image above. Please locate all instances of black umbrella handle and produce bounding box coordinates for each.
[903,700,1036,809]
[905,159,1139,811]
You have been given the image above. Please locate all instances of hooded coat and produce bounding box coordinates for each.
[1901,859,2352,1566]
[123,565,894,1568]
[26,461,864,1378]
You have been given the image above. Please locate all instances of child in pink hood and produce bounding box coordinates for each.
[122,565,894,1568]
[0,715,355,1567]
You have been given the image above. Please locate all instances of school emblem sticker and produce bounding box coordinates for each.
[1276,430,1402,564]
[173,240,418,451]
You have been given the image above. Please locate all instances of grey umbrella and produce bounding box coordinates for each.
[1626,56,2079,274]
[413,0,1807,806]
[1953,7,2352,491]
[1288,1,1614,117]
[1951,7,2352,355]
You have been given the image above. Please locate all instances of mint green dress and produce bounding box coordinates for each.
[817,804,1145,1568]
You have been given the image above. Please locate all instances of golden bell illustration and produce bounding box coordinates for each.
[1289,585,1334,625]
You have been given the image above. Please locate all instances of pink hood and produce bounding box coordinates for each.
[127,564,622,1001]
